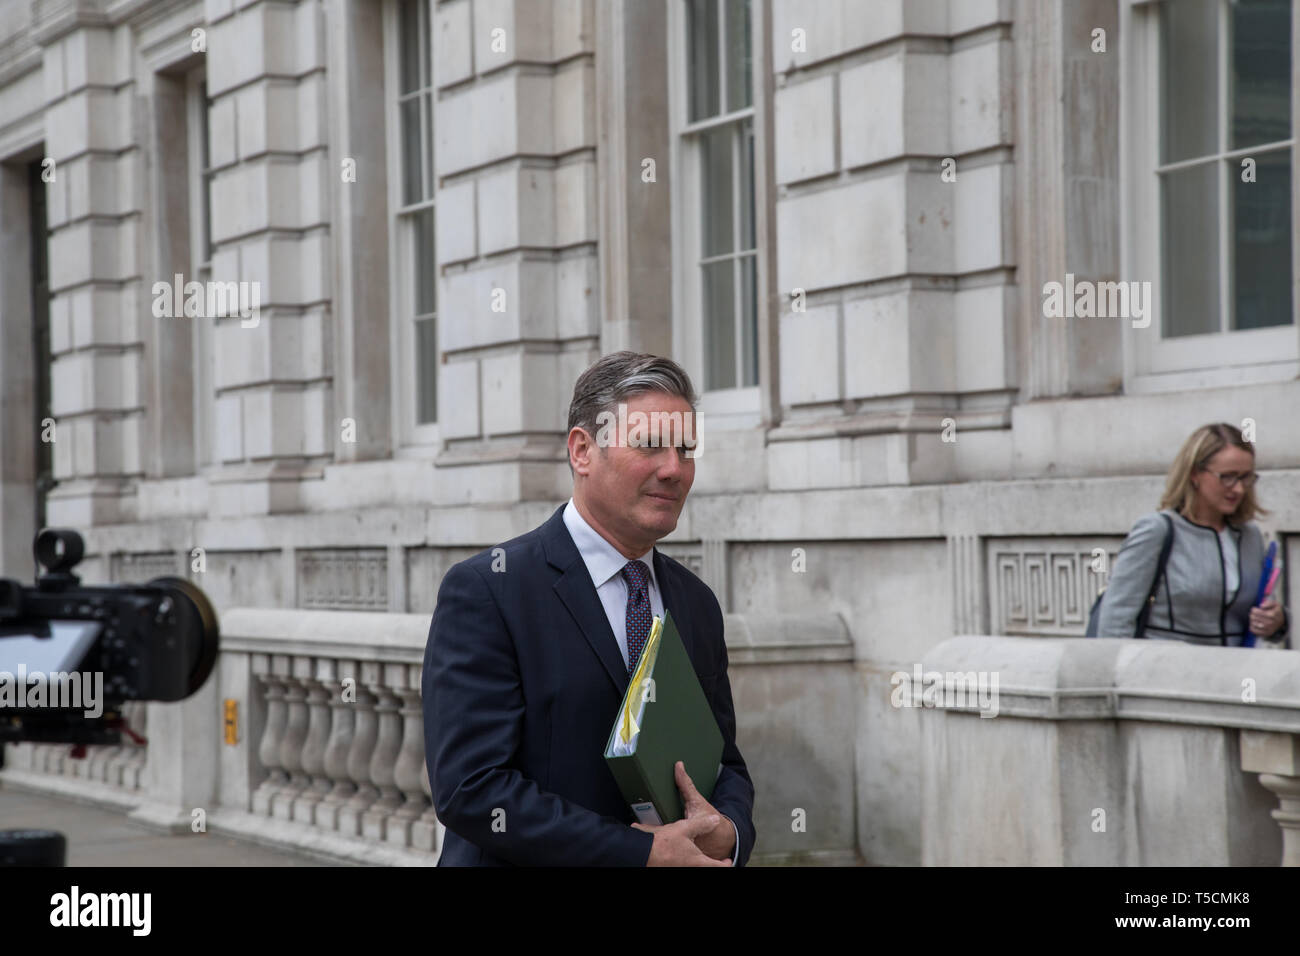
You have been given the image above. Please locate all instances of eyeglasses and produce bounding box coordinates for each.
[1208,471,1258,489]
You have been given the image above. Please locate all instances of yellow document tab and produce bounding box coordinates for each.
[617,615,663,747]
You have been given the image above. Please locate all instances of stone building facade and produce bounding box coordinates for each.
[0,0,1297,865]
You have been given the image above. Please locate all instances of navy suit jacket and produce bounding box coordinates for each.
[422,503,756,866]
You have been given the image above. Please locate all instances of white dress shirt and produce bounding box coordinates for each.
[562,497,740,866]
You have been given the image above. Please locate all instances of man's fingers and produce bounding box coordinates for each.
[675,760,696,788]
[675,760,704,804]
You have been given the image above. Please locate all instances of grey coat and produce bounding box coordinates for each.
[1096,508,1291,646]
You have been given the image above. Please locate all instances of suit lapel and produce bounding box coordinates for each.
[542,504,698,693]
[544,505,630,695]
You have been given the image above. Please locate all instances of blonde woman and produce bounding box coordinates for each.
[1095,423,1289,646]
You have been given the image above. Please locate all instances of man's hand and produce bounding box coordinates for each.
[635,813,732,866]
[632,761,738,866]
[672,760,736,861]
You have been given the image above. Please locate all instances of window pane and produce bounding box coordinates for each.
[198,82,213,262]
[415,317,437,424]
[424,91,434,201]
[700,124,734,256]
[420,0,431,90]
[401,97,422,205]
[703,259,735,390]
[1161,162,1221,336]
[739,121,755,250]
[399,0,421,94]
[725,0,752,112]
[411,207,436,316]
[688,0,720,121]
[1233,148,1292,329]
[1161,0,1219,163]
[739,254,758,387]
[1231,0,1291,149]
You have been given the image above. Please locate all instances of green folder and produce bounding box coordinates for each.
[603,608,725,825]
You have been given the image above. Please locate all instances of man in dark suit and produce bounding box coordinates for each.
[422,351,756,866]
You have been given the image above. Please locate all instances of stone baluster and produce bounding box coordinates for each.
[47,742,67,776]
[252,655,289,815]
[317,660,358,830]
[386,664,431,847]
[69,743,90,778]
[108,701,140,787]
[89,736,120,783]
[411,755,441,853]
[273,657,312,819]
[1240,729,1300,866]
[1259,773,1300,866]
[1241,729,1300,866]
[292,662,335,825]
[122,701,147,791]
[337,674,379,836]
[411,666,442,854]
[361,662,405,841]
[28,744,50,774]
[2,743,29,771]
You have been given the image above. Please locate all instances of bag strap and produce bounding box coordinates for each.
[1135,513,1174,638]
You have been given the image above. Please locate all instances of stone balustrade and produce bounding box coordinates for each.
[1,606,856,865]
[2,701,149,809]
[214,609,443,863]
[917,636,1300,865]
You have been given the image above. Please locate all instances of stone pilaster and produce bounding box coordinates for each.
[768,0,1019,489]
[594,0,671,357]
[1015,0,1122,399]
[948,532,987,635]
[326,0,392,464]
[205,0,333,515]
[40,13,142,526]
[432,0,599,503]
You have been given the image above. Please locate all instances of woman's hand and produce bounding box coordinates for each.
[1249,598,1285,638]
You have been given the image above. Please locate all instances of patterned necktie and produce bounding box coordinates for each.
[622,559,651,675]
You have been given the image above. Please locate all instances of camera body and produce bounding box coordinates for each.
[0,530,219,746]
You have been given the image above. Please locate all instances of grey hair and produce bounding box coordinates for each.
[567,351,698,445]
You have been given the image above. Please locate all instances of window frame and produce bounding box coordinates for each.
[1121,0,1300,394]
[383,0,440,453]
[669,0,767,428]
[186,67,216,471]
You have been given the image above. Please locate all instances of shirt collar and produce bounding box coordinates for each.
[563,497,658,591]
